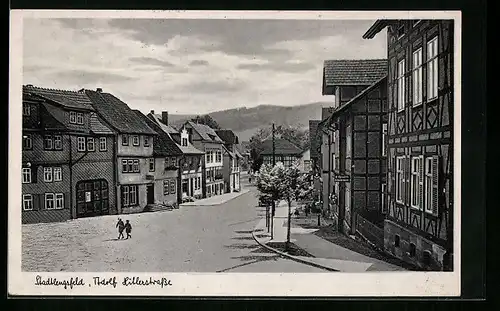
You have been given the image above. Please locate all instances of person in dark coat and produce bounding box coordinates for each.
[124,220,132,239]
[116,218,125,240]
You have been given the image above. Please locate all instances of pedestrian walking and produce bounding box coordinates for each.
[116,218,125,240]
[124,220,132,239]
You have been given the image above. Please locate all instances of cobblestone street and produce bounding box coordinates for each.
[22,183,326,273]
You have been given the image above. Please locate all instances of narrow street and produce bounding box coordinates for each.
[22,179,327,273]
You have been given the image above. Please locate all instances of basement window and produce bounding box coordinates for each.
[409,243,416,257]
[394,235,400,248]
[423,250,431,266]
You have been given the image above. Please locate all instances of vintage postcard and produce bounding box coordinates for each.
[9,10,461,297]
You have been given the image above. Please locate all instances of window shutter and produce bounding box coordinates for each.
[31,165,38,183]
[404,156,410,204]
[432,155,440,215]
[32,194,39,211]
[65,192,69,210]
[121,187,126,207]
[418,155,424,210]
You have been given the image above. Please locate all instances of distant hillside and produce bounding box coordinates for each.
[169,102,333,142]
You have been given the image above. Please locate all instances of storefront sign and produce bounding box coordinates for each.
[334,175,350,183]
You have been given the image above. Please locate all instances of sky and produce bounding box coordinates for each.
[23,18,387,115]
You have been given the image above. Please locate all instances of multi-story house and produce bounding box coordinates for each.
[318,107,335,214]
[309,120,321,174]
[179,121,224,198]
[147,111,204,201]
[134,110,181,209]
[322,74,389,248]
[363,20,454,271]
[22,85,116,223]
[319,60,387,233]
[85,89,157,214]
[296,148,312,173]
[260,137,302,168]
[216,129,242,193]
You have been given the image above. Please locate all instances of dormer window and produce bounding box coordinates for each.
[182,138,188,146]
[76,112,84,124]
[70,111,84,124]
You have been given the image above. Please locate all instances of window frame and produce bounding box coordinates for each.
[22,194,33,211]
[22,167,31,183]
[53,167,62,182]
[77,137,86,152]
[23,104,31,116]
[87,137,95,152]
[23,134,33,150]
[132,135,140,146]
[43,167,53,183]
[133,159,140,172]
[395,156,405,203]
[76,112,84,125]
[163,180,170,195]
[122,134,129,146]
[397,59,406,112]
[412,47,423,106]
[144,136,150,147]
[45,193,55,210]
[69,111,77,124]
[99,137,107,151]
[53,135,63,150]
[382,123,388,156]
[149,158,155,172]
[182,138,188,146]
[170,179,176,194]
[55,193,64,209]
[427,36,439,101]
[43,135,54,150]
[410,156,423,210]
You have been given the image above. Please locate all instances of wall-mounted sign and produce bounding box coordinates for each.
[333,175,350,183]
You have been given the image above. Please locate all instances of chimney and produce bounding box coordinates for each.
[162,111,168,125]
[150,110,155,115]
[26,84,33,87]
[96,88,102,93]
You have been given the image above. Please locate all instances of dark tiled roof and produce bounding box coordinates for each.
[215,129,239,145]
[323,59,387,89]
[187,121,224,143]
[90,113,114,135]
[362,20,390,39]
[151,113,179,134]
[133,110,183,156]
[260,138,302,156]
[40,103,71,131]
[309,120,321,159]
[23,85,95,110]
[86,90,157,135]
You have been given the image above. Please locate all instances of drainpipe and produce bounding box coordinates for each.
[113,135,119,214]
[69,133,73,219]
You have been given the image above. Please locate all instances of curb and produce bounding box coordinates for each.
[251,223,339,272]
[180,189,251,207]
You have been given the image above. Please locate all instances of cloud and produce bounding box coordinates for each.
[237,61,316,73]
[180,79,247,94]
[189,60,209,66]
[129,56,176,67]
[51,70,134,84]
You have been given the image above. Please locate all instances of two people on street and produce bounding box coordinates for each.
[116,218,132,240]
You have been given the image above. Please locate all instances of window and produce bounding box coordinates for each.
[23,194,33,211]
[127,160,134,172]
[133,159,140,172]
[381,183,387,213]
[410,156,423,209]
[23,104,31,116]
[182,138,188,146]
[412,48,423,106]
[69,111,77,124]
[23,134,32,150]
[170,180,176,194]
[43,135,54,150]
[76,113,84,125]
[77,137,86,152]
[87,137,95,151]
[396,156,405,203]
[424,156,440,215]
[45,193,55,210]
[427,37,439,100]
[394,234,400,247]
[43,167,53,182]
[382,123,388,156]
[122,160,128,172]
[99,137,107,151]
[197,177,201,190]
[171,157,177,167]
[22,168,31,183]
[409,243,416,257]
[149,158,155,172]
[122,185,138,207]
[163,180,169,195]
[55,193,64,209]
[216,151,222,163]
[53,167,62,181]
[132,135,140,146]
[423,250,431,266]
[144,136,150,147]
[122,134,129,146]
[54,135,63,150]
[397,59,406,111]
[331,154,336,171]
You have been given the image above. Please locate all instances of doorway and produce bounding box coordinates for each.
[76,179,109,218]
[146,184,154,204]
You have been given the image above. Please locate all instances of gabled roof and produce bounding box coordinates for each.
[362,20,390,39]
[23,85,95,111]
[323,59,387,90]
[309,120,321,159]
[222,145,235,158]
[85,90,157,135]
[90,113,114,135]
[260,137,302,156]
[147,113,204,155]
[185,121,224,143]
[150,113,179,135]
[133,110,183,156]
[215,129,239,145]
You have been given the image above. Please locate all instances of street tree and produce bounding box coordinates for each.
[279,163,302,251]
[191,114,221,129]
[256,162,286,238]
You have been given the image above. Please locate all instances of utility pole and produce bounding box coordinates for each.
[270,123,276,240]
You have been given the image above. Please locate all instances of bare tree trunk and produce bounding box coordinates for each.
[286,199,292,251]
[270,201,275,240]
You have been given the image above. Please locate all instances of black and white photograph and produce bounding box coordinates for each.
[9,10,461,296]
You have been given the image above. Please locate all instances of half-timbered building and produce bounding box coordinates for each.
[363,19,454,270]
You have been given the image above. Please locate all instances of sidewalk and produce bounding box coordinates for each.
[252,200,407,272]
[180,189,250,207]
